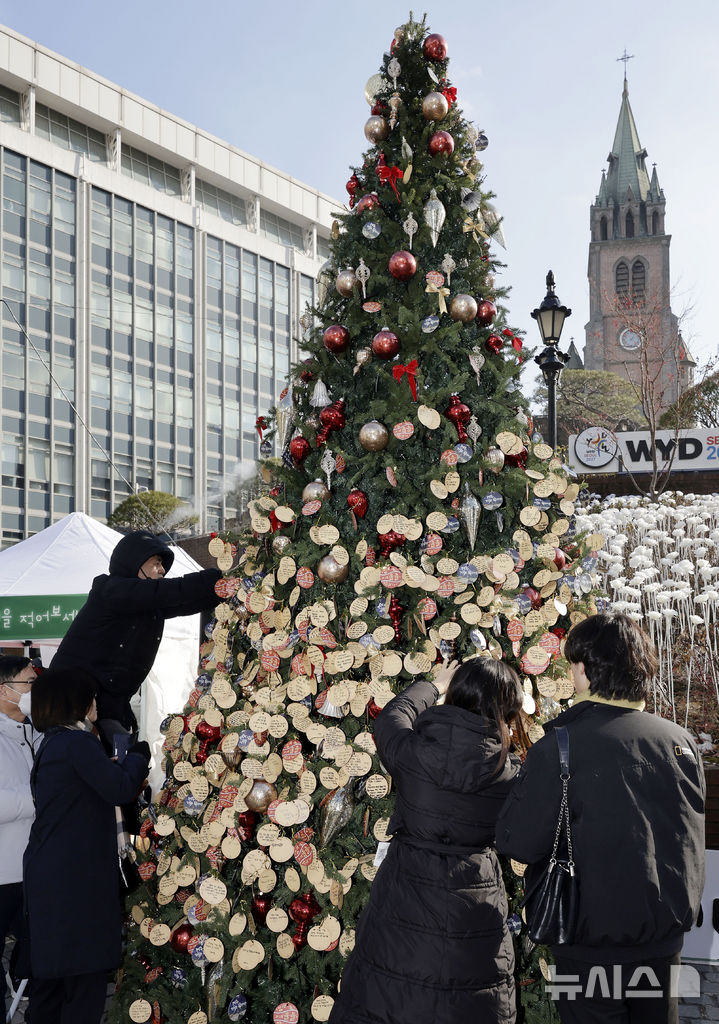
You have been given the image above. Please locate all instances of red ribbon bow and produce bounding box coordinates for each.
[255,416,268,440]
[393,359,419,401]
[441,85,457,107]
[377,159,403,202]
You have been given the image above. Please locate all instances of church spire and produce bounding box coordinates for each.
[599,76,653,205]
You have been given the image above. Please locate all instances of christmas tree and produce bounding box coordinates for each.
[111,16,603,1024]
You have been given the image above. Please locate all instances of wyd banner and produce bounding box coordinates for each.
[569,428,719,475]
[0,595,86,640]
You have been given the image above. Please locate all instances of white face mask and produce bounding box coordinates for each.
[6,686,32,719]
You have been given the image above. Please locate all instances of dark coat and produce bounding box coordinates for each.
[23,727,149,978]
[330,680,519,1024]
[52,531,221,730]
[496,699,706,963]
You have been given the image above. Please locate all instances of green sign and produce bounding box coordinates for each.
[0,595,87,640]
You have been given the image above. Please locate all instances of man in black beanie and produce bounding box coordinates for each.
[52,530,222,743]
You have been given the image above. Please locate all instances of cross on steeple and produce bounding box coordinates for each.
[617,48,635,81]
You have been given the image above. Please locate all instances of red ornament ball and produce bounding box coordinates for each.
[476,298,497,327]
[505,446,528,469]
[423,33,447,60]
[553,548,567,570]
[367,698,382,720]
[323,324,350,353]
[378,529,406,558]
[485,333,503,355]
[251,894,272,927]
[319,399,346,431]
[388,250,417,281]
[428,130,454,157]
[523,586,542,610]
[445,394,471,444]
[372,328,400,360]
[356,193,380,214]
[289,436,311,464]
[288,892,321,924]
[170,922,194,954]
[347,489,369,519]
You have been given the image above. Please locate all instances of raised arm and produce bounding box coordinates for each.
[372,679,439,775]
[97,568,222,617]
[66,733,149,805]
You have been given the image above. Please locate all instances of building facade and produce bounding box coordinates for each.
[0,25,335,545]
[583,76,694,410]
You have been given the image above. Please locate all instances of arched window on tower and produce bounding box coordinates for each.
[600,216,608,241]
[615,261,629,299]
[652,211,659,235]
[625,210,635,238]
[631,260,646,303]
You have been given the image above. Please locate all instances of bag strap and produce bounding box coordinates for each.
[556,725,569,775]
[548,726,574,869]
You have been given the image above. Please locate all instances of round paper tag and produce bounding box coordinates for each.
[129,999,152,1022]
[393,420,415,440]
[274,1003,299,1024]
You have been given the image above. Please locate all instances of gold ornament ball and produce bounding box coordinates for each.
[364,115,389,144]
[317,554,350,584]
[306,412,321,429]
[302,479,330,503]
[272,535,291,555]
[356,347,372,368]
[335,268,357,298]
[359,420,389,451]
[245,780,278,813]
[422,91,449,121]
[449,293,478,323]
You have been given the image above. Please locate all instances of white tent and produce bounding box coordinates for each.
[0,512,205,790]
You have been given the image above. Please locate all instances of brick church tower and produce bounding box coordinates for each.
[584,74,694,410]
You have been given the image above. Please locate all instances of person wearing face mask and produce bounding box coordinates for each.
[51,529,223,747]
[0,655,38,1012]
[24,667,150,1024]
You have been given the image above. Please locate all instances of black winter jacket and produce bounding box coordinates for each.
[329,680,519,1024]
[496,699,705,962]
[52,531,221,730]
[24,727,149,977]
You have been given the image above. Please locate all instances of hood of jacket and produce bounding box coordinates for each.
[412,704,510,793]
[108,530,174,578]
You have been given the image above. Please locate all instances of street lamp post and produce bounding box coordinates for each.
[531,270,572,451]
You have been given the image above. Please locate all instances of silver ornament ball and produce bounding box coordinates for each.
[302,479,331,503]
[335,268,357,298]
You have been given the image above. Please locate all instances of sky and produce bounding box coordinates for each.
[2,0,717,397]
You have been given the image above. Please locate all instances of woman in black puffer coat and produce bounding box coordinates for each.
[329,658,523,1024]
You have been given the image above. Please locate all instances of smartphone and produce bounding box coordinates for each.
[112,733,131,763]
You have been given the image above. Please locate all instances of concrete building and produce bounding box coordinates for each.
[0,24,336,544]
[583,74,694,409]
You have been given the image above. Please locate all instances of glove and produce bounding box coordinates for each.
[127,740,151,763]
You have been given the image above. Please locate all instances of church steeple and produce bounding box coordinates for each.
[590,75,666,241]
[584,63,681,413]
[601,77,652,204]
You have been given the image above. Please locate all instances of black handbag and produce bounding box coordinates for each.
[520,726,579,945]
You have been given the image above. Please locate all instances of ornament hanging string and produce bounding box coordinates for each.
[392,359,419,401]
[425,281,450,314]
[255,416,268,441]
